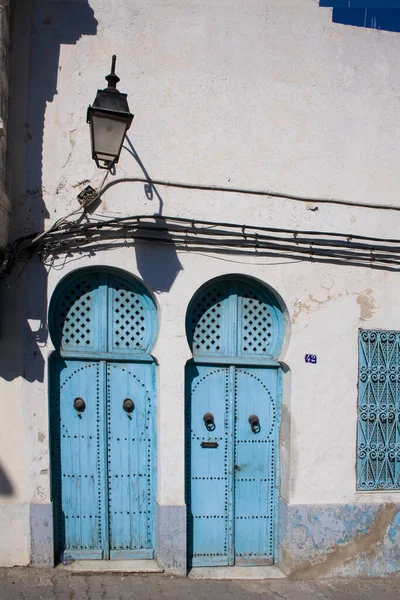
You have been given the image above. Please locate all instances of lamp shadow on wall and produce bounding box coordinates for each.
[320,2,400,32]
[122,137,184,293]
[1,0,98,383]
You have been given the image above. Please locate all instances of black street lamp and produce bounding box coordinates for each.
[87,55,134,170]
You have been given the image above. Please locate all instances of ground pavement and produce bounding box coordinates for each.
[1,569,400,600]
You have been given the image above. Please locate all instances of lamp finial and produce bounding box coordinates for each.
[105,55,120,91]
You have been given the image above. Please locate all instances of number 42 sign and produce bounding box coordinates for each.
[305,354,317,364]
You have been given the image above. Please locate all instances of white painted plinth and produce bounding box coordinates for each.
[57,559,164,573]
[188,566,286,579]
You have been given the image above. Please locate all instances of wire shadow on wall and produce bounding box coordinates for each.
[122,137,183,293]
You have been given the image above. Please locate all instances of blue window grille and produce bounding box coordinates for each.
[357,329,400,490]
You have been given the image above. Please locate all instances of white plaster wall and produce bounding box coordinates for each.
[41,248,400,508]
[4,0,400,564]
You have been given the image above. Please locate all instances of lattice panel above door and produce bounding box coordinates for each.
[357,329,400,490]
[50,268,157,356]
[237,282,275,357]
[52,273,98,353]
[187,278,283,359]
[109,276,151,352]
[188,283,229,357]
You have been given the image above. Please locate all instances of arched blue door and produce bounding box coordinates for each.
[49,268,157,561]
[186,277,284,567]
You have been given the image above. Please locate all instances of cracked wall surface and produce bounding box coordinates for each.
[280,501,400,578]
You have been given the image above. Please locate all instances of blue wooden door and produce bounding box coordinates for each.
[50,268,158,561]
[107,362,155,559]
[186,365,232,566]
[52,359,108,559]
[52,358,155,560]
[234,367,279,565]
[186,277,284,567]
[186,363,280,566]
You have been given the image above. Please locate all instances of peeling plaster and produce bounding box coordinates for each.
[291,292,346,323]
[291,288,377,324]
[289,504,397,579]
[357,288,377,321]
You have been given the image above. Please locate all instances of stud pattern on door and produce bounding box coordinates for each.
[186,364,279,566]
[234,369,276,563]
[107,363,155,558]
[52,360,105,559]
[186,366,231,565]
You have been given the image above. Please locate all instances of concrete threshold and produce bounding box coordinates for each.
[188,565,286,580]
[57,559,164,574]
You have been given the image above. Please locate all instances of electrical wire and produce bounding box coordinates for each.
[3,189,400,280]
[96,177,400,212]
[34,214,400,272]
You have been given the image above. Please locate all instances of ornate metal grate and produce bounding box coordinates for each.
[357,329,400,490]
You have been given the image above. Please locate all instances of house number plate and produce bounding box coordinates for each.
[305,354,317,364]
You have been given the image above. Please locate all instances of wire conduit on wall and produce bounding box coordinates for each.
[3,174,400,277]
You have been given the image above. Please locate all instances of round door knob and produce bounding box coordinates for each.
[123,398,135,413]
[248,414,261,433]
[73,397,86,412]
[203,412,215,431]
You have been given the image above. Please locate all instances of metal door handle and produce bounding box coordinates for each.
[123,398,135,413]
[203,412,215,431]
[248,414,261,433]
[73,397,86,412]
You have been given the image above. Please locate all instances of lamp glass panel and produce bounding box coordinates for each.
[91,113,127,158]
[95,153,115,162]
